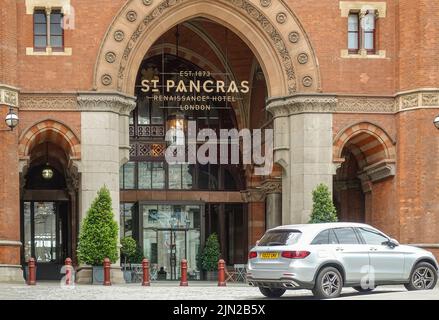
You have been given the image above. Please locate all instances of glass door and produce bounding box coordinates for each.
[141,203,202,280]
[21,201,69,280]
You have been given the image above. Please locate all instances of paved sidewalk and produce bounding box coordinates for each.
[0,282,438,300]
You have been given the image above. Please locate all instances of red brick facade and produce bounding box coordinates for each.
[0,0,438,280]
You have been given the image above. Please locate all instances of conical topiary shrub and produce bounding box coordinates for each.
[77,186,119,266]
[308,183,338,223]
[201,233,221,272]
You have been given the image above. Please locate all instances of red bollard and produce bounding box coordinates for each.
[65,258,73,286]
[142,258,150,287]
[27,258,36,286]
[218,259,226,287]
[180,259,188,286]
[103,258,111,286]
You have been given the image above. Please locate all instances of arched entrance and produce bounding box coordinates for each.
[19,120,80,280]
[76,0,323,282]
[333,122,396,224]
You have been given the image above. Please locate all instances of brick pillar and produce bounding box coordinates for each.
[0,89,24,283]
[242,189,266,249]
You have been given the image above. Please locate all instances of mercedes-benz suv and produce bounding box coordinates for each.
[247,223,438,299]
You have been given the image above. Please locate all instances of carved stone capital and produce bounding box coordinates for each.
[241,188,266,203]
[0,84,19,108]
[259,179,282,195]
[266,94,337,118]
[77,91,136,116]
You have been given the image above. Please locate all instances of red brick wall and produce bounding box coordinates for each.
[0,0,18,85]
[396,108,439,245]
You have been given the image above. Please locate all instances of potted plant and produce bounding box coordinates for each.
[120,236,137,283]
[200,233,221,281]
[308,183,338,223]
[77,186,119,284]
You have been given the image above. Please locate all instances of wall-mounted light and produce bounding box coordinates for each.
[434,115,439,130]
[4,107,19,131]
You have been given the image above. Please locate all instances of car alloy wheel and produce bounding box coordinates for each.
[321,271,341,297]
[412,266,436,290]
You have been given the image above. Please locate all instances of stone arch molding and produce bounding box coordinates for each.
[94,0,320,97]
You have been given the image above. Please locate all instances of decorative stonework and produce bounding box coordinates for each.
[0,85,19,108]
[241,189,265,202]
[260,0,271,8]
[297,53,308,64]
[95,0,322,95]
[260,179,282,195]
[126,10,138,22]
[105,52,117,63]
[288,31,300,43]
[113,0,298,94]
[302,76,313,87]
[77,92,137,116]
[101,74,113,86]
[422,92,439,107]
[400,94,419,110]
[267,94,338,118]
[114,30,125,42]
[337,96,395,113]
[276,12,287,24]
[358,160,396,193]
[20,94,78,111]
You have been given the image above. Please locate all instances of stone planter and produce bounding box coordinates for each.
[123,270,132,283]
[92,266,104,284]
[205,271,218,281]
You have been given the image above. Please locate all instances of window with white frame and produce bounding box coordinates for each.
[347,9,377,54]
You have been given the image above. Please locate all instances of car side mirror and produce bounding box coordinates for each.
[256,240,261,246]
[386,238,399,248]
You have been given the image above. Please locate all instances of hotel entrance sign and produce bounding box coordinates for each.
[140,70,249,111]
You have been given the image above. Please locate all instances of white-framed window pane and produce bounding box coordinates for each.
[364,32,374,50]
[348,33,359,50]
[348,14,359,31]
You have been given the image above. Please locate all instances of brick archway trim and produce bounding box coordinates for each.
[19,119,81,160]
[93,0,321,97]
[333,122,396,165]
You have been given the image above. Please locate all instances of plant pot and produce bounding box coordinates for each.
[92,266,104,285]
[205,271,218,281]
[123,270,132,283]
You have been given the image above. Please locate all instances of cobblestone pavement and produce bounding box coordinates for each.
[0,282,438,300]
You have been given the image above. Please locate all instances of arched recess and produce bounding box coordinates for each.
[19,120,81,160]
[333,122,396,223]
[93,0,320,97]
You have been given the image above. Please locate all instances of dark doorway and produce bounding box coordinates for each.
[22,201,69,280]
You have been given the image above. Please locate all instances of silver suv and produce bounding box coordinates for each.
[247,223,438,299]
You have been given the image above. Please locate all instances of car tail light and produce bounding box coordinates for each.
[248,251,258,259]
[281,251,310,259]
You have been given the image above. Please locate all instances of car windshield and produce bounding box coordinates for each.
[258,230,302,246]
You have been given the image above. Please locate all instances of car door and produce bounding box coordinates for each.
[332,227,370,284]
[356,227,405,282]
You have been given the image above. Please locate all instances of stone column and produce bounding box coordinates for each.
[76,92,136,284]
[260,179,282,229]
[267,94,337,224]
[0,85,23,283]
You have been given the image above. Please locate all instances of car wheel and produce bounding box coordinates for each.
[353,286,375,293]
[312,267,343,299]
[258,287,286,298]
[404,262,438,291]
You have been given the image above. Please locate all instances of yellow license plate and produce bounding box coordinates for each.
[260,252,279,259]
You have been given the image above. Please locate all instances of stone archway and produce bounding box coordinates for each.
[93,0,320,97]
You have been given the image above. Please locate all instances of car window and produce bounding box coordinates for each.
[357,228,389,245]
[258,230,302,246]
[333,228,360,244]
[311,230,329,245]
[329,229,338,244]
